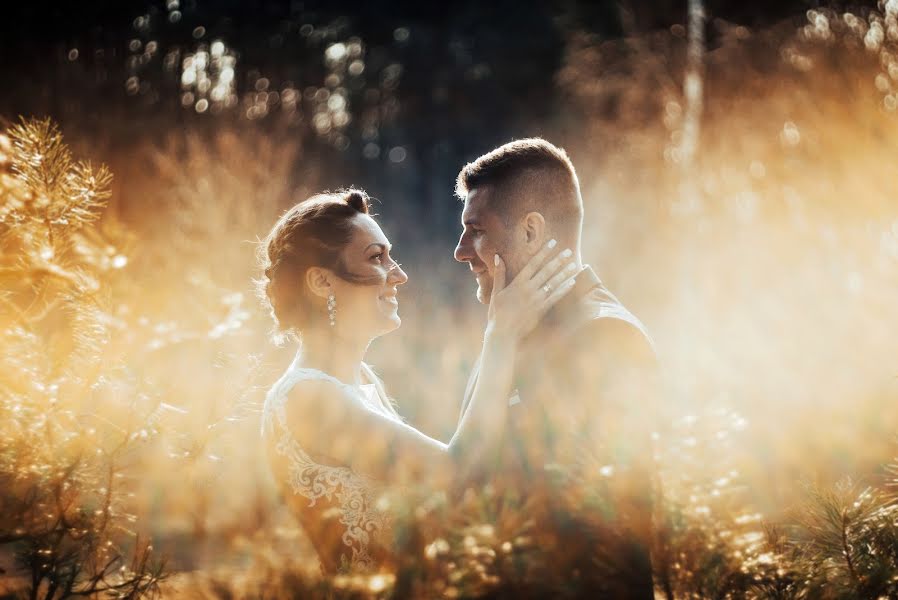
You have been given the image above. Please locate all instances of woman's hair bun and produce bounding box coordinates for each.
[345,190,369,213]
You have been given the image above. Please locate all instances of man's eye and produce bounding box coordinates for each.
[371,253,384,262]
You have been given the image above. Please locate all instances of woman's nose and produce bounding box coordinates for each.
[389,264,408,285]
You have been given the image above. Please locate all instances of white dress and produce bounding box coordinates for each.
[261,360,401,572]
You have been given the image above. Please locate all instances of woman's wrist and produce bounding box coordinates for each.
[483,324,517,348]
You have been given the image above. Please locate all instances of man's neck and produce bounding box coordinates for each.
[296,328,370,386]
[533,264,600,331]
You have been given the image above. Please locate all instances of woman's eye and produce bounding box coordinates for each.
[371,253,384,262]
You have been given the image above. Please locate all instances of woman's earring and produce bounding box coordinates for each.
[327,293,337,328]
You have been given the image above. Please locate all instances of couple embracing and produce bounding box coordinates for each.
[260,138,659,597]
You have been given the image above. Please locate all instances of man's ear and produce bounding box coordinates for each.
[305,266,333,299]
[522,211,547,252]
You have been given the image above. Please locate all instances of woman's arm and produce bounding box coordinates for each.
[283,241,578,488]
[445,245,574,479]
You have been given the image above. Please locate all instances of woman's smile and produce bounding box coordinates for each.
[378,288,399,307]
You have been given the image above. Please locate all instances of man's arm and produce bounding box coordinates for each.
[555,316,660,598]
[576,316,659,469]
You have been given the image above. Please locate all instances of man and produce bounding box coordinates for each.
[454,138,658,598]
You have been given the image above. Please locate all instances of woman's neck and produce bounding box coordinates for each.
[296,327,370,386]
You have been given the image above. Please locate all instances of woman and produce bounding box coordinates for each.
[259,189,577,574]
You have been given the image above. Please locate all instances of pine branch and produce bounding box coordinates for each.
[6,117,111,231]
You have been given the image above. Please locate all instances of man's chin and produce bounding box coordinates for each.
[476,284,492,305]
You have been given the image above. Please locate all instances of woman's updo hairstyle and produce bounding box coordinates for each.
[258,188,371,343]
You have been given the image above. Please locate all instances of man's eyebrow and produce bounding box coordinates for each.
[463,219,481,226]
[365,242,390,252]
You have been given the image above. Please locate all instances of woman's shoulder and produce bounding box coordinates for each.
[268,369,373,462]
[263,367,361,433]
[268,366,359,405]
[283,369,365,415]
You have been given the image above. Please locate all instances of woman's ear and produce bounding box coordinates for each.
[522,211,547,251]
[305,266,333,299]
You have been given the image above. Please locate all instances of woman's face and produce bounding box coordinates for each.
[330,213,408,338]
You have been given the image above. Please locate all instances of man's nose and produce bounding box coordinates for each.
[454,234,471,263]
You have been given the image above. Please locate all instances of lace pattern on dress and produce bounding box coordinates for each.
[262,365,395,572]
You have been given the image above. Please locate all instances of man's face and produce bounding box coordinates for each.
[454,187,523,304]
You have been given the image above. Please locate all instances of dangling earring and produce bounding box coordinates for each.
[327,293,337,328]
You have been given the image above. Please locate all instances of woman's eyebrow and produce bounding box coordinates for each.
[365,242,389,252]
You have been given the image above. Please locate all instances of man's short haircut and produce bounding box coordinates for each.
[455,138,583,236]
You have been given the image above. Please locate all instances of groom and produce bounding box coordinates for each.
[454,138,658,598]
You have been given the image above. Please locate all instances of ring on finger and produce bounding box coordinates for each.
[542,283,552,294]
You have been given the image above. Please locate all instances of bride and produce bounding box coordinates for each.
[259,188,577,574]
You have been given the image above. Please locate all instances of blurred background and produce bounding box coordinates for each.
[1,0,897,597]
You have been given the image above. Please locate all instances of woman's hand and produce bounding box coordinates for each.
[485,239,579,341]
